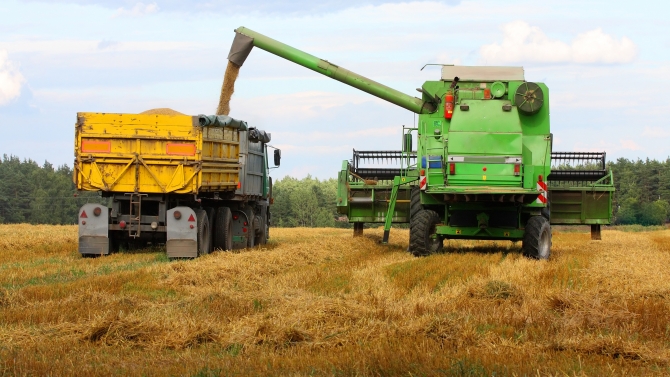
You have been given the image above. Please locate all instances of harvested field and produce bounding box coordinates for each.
[1,224,669,376]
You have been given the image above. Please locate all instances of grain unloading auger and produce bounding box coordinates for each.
[229,27,614,259]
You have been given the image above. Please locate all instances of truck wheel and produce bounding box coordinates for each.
[255,214,267,245]
[523,216,551,260]
[205,207,215,253]
[213,207,233,251]
[409,209,443,257]
[195,209,211,257]
[247,225,255,248]
[109,231,120,254]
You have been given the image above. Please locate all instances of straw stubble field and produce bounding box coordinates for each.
[1,224,669,376]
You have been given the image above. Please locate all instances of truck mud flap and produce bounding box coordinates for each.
[166,207,198,258]
[78,203,110,256]
[79,236,109,255]
[231,210,250,249]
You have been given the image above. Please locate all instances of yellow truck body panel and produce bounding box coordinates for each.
[74,112,240,194]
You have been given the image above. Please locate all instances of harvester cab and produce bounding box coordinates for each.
[224,27,614,259]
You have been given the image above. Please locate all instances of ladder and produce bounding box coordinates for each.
[127,193,146,238]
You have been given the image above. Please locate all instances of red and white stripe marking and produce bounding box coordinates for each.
[419,176,427,191]
[536,180,548,204]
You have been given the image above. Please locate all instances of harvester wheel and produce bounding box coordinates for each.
[213,207,233,251]
[523,216,551,260]
[409,186,422,228]
[195,209,211,257]
[409,209,443,257]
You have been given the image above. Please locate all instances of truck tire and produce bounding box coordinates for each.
[195,209,211,257]
[523,216,551,260]
[247,225,255,248]
[409,209,443,257]
[109,231,120,254]
[213,207,233,251]
[255,213,267,245]
[205,207,215,253]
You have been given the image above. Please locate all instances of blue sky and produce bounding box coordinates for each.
[1,0,669,179]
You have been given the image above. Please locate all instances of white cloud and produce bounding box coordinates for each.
[0,50,25,105]
[480,21,637,64]
[112,2,160,18]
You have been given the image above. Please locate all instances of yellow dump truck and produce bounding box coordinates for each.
[74,112,280,257]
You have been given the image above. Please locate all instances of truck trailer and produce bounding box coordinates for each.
[74,112,280,258]
[223,27,613,259]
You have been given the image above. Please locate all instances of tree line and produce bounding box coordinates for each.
[1,154,670,226]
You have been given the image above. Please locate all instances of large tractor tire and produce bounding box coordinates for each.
[409,209,443,257]
[523,215,551,260]
[195,209,211,257]
[409,186,422,227]
[213,207,233,251]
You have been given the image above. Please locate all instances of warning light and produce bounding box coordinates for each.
[119,220,126,229]
[233,215,239,220]
[514,164,520,176]
[243,221,248,226]
[93,207,102,216]
[174,211,182,220]
[538,174,543,182]
[444,91,454,120]
[242,228,247,233]
[237,182,241,189]
[449,163,456,175]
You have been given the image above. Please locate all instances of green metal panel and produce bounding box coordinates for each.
[448,132,522,155]
[549,188,614,225]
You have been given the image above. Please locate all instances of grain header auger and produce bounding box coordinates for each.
[228,27,614,259]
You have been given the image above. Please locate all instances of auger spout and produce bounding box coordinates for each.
[229,27,437,114]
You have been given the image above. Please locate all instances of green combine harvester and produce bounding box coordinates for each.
[227,27,614,259]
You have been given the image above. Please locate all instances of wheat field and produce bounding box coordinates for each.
[0,224,669,376]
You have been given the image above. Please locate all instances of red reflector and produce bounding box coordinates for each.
[188,214,196,222]
[242,227,247,233]
[538,174,543,182]
[190,225,194,229]
[482,166,487,172]
[449,163,455,175]
[119,220,126,229]
[514,164,520,176]
[243,221,248,226]
[80,211,88,218]
[484,88,491,100]
[237,182,241,189]
[233,215,238,220]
